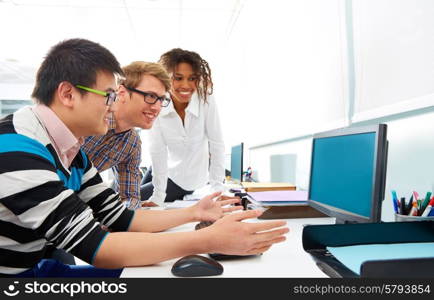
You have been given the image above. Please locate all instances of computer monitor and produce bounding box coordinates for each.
[308,124,388,223]
[230,143,244,183]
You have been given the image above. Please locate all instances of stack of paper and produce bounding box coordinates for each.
[247,190,308,207]
[242,182,296,192]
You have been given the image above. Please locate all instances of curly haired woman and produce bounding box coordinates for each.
[141,48,225,205]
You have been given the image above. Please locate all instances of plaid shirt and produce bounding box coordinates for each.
[82,116,142,209]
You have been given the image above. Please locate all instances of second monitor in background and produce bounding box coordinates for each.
[308,124,388,223]
[230,142,244,183]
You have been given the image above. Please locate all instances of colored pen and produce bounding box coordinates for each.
[407,195,414,214]
[421,198,434,217]
[391,191,398,213]
[409,201,419,216]
[428,197,434,216]
[400,197,406,215]
[420,191,432,213]
[413,191,419,202]
[392,190,398,202]
[413,191,419,211]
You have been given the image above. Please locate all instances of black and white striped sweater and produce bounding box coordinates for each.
[0,106,134,275]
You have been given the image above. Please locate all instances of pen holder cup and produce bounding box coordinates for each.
[395,213,434,222]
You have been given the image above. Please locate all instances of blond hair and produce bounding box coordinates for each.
[121,61,171,92]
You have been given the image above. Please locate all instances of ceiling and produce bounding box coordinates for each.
[0,0,244,84]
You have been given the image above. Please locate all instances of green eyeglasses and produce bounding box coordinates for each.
[75,85,118,106]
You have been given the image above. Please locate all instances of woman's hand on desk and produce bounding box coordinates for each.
[200,210,289,256]
[192,191,242,222]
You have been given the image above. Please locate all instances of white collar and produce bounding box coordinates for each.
[159,93,200,117]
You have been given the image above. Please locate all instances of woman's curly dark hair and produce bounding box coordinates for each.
[159,48,213,103]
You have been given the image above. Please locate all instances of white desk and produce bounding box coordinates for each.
[121,217,335,278]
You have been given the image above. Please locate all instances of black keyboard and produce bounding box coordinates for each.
[194,220,259,261]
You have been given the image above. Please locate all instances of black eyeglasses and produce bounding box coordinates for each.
[75,85,118,106]
[125,86,171,107]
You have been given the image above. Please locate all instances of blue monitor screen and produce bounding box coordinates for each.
[230,143,243,182]
[309,132,376,218]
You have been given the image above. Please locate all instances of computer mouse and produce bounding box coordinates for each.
[171,255,223,277]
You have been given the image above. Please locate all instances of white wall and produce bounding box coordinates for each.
[352,0,434,122]
[0,83,33,100]
[216,0,349,148]
[249,138,312,190]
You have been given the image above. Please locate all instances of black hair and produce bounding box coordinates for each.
[159,48,213,103]
[32,38,123,105]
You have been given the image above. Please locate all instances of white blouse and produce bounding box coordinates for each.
[148,93,225,205]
